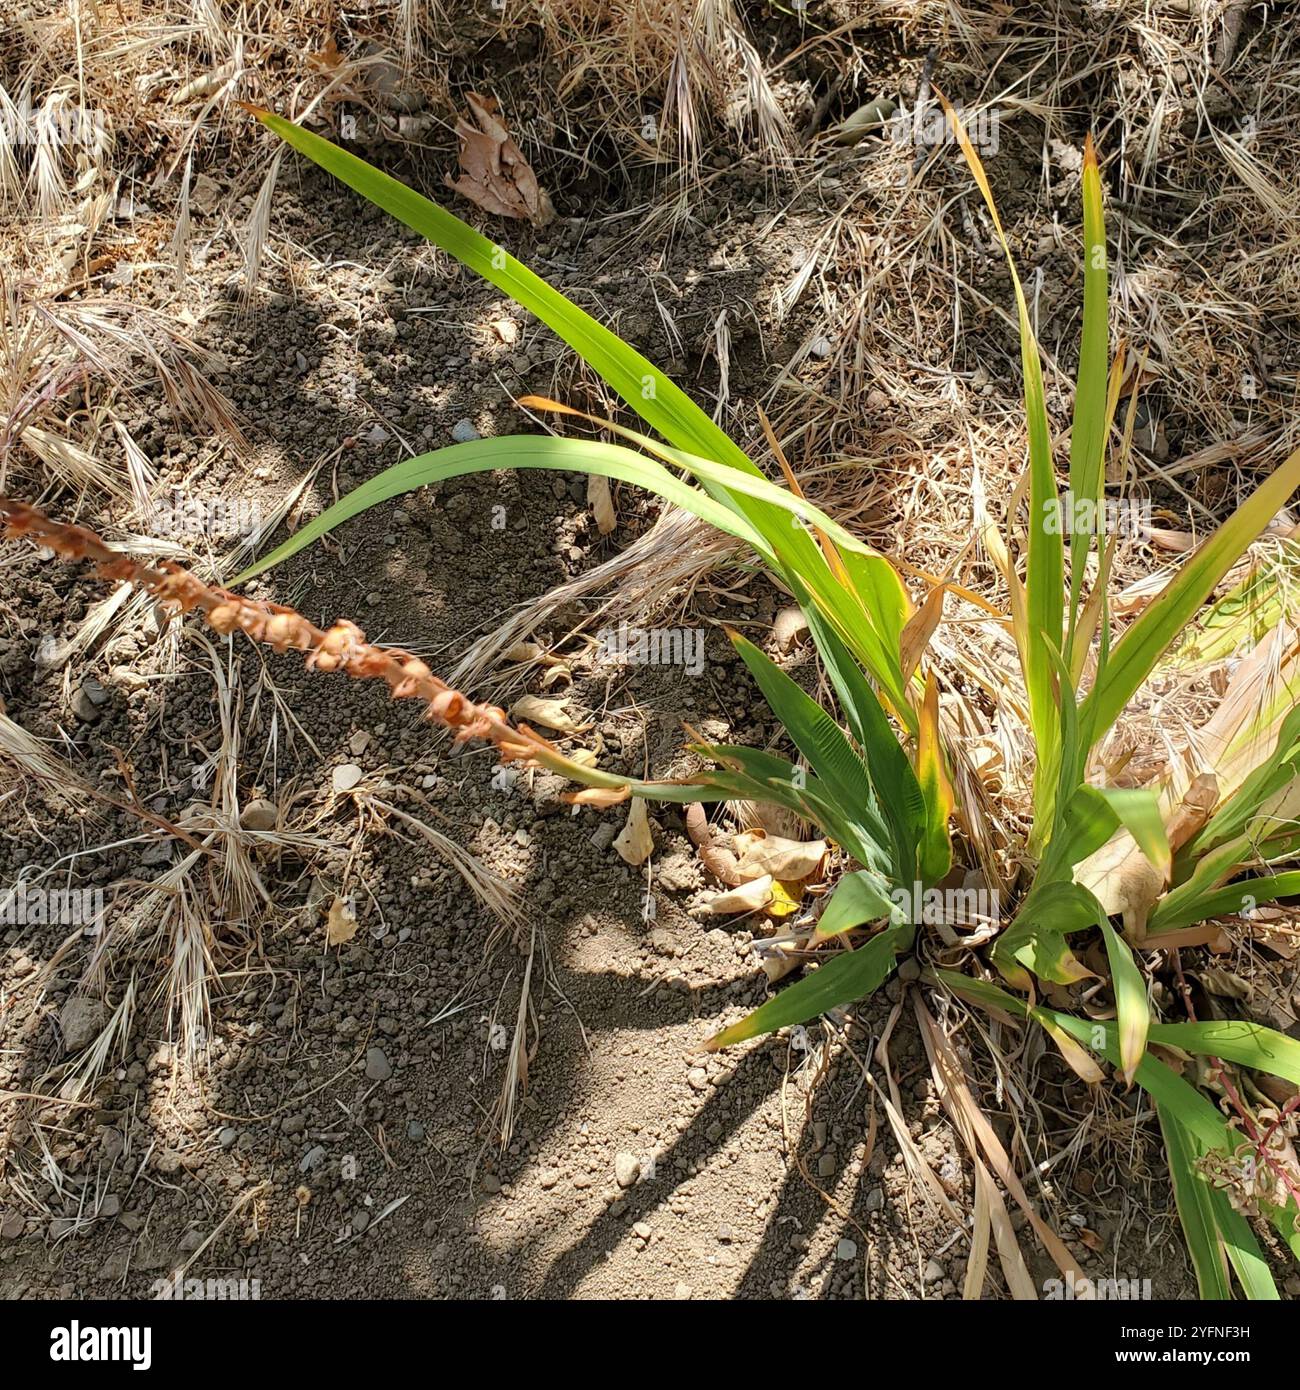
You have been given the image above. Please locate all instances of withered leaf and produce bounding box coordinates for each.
[511,694,589,733]
[612,798,654,866]
[700,875,775,915]
[326,896,358,947]
[446,93,555,226]
[733,829,826,883]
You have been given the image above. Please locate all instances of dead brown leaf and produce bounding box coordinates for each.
[326,895,358,947]
[612,798,654,866]
[446,93,555,226]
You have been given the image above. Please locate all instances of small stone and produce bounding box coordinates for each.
[1,1211,24,1239]
[864,1187,884,1212]
[809,335,834,359]
[332,764,363,793]
[716,1224,734,1244]
[348,730,372,756]
[218,1127,238,1150]
[687,1067,708,1092]
[407,1121,426,1141]
[299,1145,326,1173]
[98,1195,121,1218]
[364,1047,392,1082]
[673,1281,693,1300]
[59,996,108,1053]
[351,1209,370,1234]
[189,173,222,215]
[632,1221,652,1240]
[281,1113,306,1135]
[481,1174,501,1194]
[897,956,921,982]
[70,685,102,722]
[239,798,278,831]
[817,1153,837,1178]
[614,1152,641,1189]
[141,840,173,867]
[538,1168,560,1190]
[923,1258,945,1283]
[451,418,480,443]
[835,1238,858,1262]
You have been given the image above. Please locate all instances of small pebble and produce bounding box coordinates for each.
[614,1152,641,1189]
[239,798,277,831]
[332,763,363,793]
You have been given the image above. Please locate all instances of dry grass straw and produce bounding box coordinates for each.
[530,0,793,187]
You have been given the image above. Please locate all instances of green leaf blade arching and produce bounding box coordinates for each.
[1158,1104,1234,1301]
[706,923,909,1051]
[252,110,762,480]
[944,97,1062,842]
[1067,135,1110,612]
[232,435,768,584]
[1080,442,1300,742]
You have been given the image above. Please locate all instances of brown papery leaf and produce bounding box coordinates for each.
[733,829,826,883]
[588,473,617,535]
[612,798,655,866]
[511,694,588,733]
[446,93,555,226]
[1074,828,1164,939]
[326,896,358,946]
[699,875,775,915]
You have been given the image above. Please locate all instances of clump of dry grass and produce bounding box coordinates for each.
[530,0,794,186]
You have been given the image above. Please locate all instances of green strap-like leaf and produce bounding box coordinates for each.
[1080,442,1300,741]
[233,433,768,583]
[1147,871,1300,935]
[815,870,897,939]
[798,599,925,883]
[1157,1104,1235,1301]
[1067,137,1110,614]
[254,110,761,479]
[727,631,888,847]
[706,921,910,1050]
[1099,914,1149,1085]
